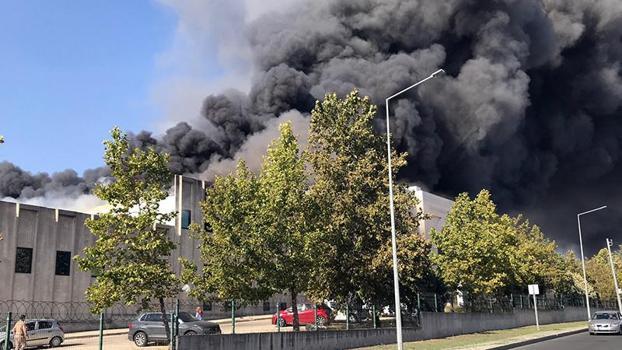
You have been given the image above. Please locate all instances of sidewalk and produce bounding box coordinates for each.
[65,314,273,340]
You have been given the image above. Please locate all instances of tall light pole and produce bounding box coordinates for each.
[386,69,444,350]
[577,205,607,320]
[606,238,622,314]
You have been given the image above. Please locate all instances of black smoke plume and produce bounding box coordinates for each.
[2,0,622,255]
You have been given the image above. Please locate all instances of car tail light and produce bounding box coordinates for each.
[58,323,64,332]
[128,322,134,329]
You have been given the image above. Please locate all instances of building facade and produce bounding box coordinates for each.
[0,176,453,315]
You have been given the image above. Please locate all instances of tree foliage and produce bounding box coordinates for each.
[184,123,314,330]
[186,91,433,326]
[305,90,430,307]
[586,247,622,300]
[75,127,178,339]
[432,190,574,296]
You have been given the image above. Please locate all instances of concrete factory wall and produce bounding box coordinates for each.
[179,307,588,350]
[0,176,454,318]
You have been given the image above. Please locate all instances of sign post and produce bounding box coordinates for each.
[528,284,540,330]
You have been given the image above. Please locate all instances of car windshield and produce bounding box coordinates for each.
[593,313,618,320]
[178,312,197,322]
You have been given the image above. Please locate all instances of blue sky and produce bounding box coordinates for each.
[0,1,185,174]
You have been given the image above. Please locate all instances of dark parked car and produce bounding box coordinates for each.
[128,312,221,347]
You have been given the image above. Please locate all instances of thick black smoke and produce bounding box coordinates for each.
[2,0,622,255]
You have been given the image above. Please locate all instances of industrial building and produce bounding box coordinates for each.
[0,176,453,316]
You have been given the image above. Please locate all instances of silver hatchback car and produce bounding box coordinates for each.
[129,311,220,347]
[0,319,64,349]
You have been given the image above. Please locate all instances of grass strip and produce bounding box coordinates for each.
[358,321,586,350]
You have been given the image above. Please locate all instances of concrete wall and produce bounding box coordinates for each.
[0,202,96,303]
[0,177,293,318]
[178,307,588,350]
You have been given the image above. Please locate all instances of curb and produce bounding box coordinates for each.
[485,328,587,350]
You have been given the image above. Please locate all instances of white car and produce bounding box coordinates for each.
[0,319,64,349]
[589,311,622,335]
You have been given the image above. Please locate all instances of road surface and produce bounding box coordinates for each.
[62,318,283,350]
[514,331,622,350]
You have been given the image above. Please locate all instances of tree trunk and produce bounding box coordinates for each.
[290,289,300,331]
[159,297,171,343]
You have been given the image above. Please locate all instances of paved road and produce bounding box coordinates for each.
[514,331,622,350]
[62,318,283,349]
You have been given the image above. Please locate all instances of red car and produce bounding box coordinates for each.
[271,303,331,327]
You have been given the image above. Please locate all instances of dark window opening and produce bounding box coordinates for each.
[181,210,191,229]
[263,301,271,312]
[15,247,33,274]
[224,301,232,312]
[203,301,212,312]
[55,251,71,276]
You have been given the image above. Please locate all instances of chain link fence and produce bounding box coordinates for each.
[0,293,618,332]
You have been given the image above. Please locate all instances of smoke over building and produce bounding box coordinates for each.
[2,0,622,255]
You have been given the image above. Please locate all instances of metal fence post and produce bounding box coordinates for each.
[417,293,421,311]
[4,312,12,350]
[434,294,438,312]
[277,303,281,333]
[231,299,236,334]
[314,304,318,331]
[345,303,350,330]
[372,305,377,329]
[520,295,523,309]
[170,312,175,350]
[98,311,104,350]
[175,300,180,341]
[510,294,514,309]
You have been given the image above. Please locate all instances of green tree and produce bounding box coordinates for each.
[586,247,622,301]
[255,122,314,330]
[512,217,574,293]
[306,90,430,308]
[431,190,517,296]
[75,127,178,341]
[184,122,313,331]
[433,190,581,299]
[180,161,270,307]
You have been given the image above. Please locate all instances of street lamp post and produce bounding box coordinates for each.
[606,238,622,314]
[577,205,607,320]
[386,69,444,350]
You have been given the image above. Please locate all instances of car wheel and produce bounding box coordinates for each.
[133,331,148,347]
[184,330,197,336]
[316,316,327,326]
[0,341,13,349]
[278,318,287,327]
[49,336,63,347]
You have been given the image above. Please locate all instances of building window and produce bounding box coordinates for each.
[181,210,191,229]
[263,301,271,312]
[55,251,71,276]
[15,247,33,274]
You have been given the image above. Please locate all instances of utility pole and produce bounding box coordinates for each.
[606,238,622,314]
